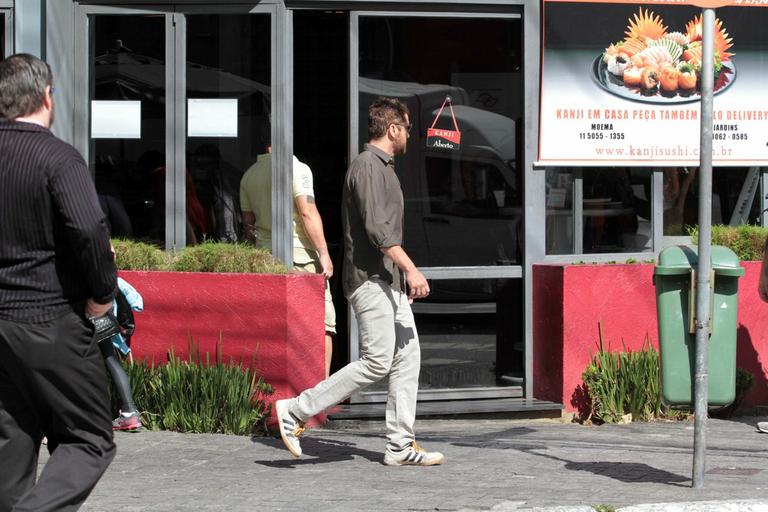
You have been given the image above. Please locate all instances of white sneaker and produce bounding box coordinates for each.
[383,441,445,466]
[275,399,304,458]
[756,422,768,433]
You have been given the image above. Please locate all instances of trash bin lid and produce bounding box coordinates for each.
[654,245,745,277]
[711,245,745,276]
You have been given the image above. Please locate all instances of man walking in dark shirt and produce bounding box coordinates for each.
[275,97,444,466]
[0,54,118,511]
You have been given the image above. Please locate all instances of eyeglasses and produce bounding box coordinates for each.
[49,86,55,96]
[393,122,412,134]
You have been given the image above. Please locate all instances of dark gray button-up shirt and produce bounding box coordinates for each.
[342,143,404,297]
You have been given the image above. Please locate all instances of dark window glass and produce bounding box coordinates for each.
[1,13,5,59]
[663,167,762,235]
[546,168,653,254]
[90,15,166,244]
[359,16,524,267]
[294,10,349,371]
[185,14,271,245]
[89,14,271,247]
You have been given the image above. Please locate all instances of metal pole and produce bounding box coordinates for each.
[693,7,716,490]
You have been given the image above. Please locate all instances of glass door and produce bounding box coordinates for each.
[184,13,271,245]
[350,11,525,402]
[80,5,273,250]
[89,13,167,244]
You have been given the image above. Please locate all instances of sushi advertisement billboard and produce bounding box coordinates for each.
[538,0,768,167]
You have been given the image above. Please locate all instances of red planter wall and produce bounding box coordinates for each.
[533,262,768,414]
[119,271,326,420]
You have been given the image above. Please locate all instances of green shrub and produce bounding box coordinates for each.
[582,324,753,423]
[582,324,671,423]
[111,239,288,274]
[110,337,273,435]
[169,242,287,274]
[582,339,660,423]
[688,224,768,261]
[112,238,168,271]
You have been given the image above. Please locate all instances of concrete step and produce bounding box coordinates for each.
[328,397,564,420]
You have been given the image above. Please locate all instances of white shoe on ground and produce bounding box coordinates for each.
[275,399,304,458]
[383,441,445,466]
[756,422,768,433]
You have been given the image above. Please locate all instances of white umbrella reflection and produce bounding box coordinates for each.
[93,40,270,106]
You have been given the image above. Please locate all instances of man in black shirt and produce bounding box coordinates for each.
[0,54,118,511]
[275,97,445,466]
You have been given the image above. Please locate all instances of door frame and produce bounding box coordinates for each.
[348,9,525,403]
[72,3,293,257]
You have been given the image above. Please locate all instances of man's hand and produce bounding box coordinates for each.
[319,252,334,280]
[405,268,430,302]
[380,245,429,303]
[86,298,113,318]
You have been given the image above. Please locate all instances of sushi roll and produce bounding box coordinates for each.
[623,66,643,86]
[659,65,679,92]
[678,63,697,90]
[607,54,630,76]
[640,66,659,90]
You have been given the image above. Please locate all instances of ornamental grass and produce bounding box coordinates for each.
[581,323,753,424]
[688,224,768,261]
[110,336,273,435]
[111,239,287,274]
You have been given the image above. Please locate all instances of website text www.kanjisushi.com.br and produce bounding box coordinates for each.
[593,144,736,158]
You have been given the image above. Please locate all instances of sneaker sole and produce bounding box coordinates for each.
[113,424,142,431]
[383,453,445,466]
[275,400,301,458]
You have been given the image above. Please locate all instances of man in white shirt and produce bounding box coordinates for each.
[240,146,336,377]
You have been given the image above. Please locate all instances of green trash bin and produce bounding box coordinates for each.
[653,245,744,408]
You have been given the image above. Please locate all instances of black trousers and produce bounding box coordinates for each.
[0,309,115,512]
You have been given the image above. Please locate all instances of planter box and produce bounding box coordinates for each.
[533,262,768,414]
[120,271,326,420]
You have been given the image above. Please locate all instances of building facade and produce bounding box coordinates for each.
[4,0,767,412]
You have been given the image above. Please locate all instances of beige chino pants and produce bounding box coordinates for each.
[288,278,420,452]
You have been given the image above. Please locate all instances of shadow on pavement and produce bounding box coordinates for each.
[432,426,538,446]
[446,426,690,486]
[561,460,690,485]
[515,446,690,487]
[252,436,383,468]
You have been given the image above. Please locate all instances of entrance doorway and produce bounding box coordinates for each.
[350,12,525,402]
[293,10,350,371]
[290,10,526,401]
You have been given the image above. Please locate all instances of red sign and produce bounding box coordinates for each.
[426,96,462,151]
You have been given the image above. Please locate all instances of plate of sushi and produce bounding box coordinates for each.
[592,8,735,104]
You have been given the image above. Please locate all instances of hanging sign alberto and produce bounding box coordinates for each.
[537,0,768,166]
[426,96,462,151]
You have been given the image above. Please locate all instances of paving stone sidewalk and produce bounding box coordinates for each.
[57,416,768,511]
